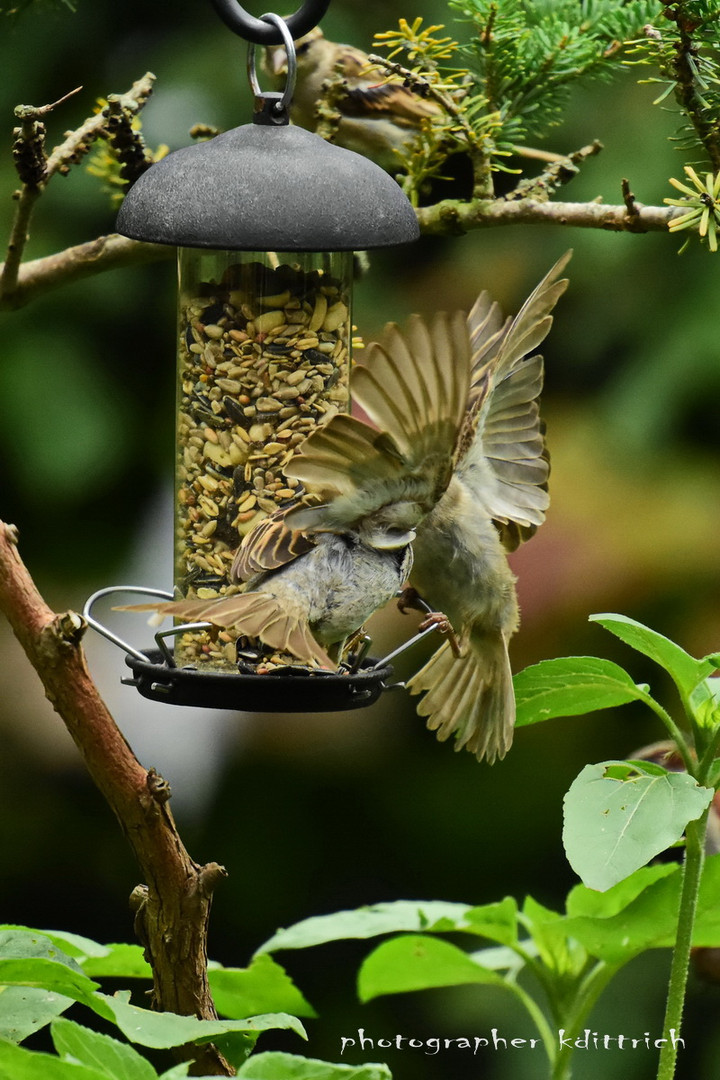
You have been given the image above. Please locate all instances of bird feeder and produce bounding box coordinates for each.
[85,1,424,711]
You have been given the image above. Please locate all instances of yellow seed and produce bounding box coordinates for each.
[308,293,328,332]
[259,290,291,307]
[253,310,285,334]
[323,302,348,333]
[196,587,219,599]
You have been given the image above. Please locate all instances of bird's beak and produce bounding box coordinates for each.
[268,45,288,76]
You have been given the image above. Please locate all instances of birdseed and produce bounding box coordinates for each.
[174,255,352,670]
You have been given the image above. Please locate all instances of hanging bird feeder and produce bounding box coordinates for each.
[86,0,427,711]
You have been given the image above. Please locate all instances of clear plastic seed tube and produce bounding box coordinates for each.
[174,249,353,670]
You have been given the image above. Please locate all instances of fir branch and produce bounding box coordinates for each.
[665,2,720,170]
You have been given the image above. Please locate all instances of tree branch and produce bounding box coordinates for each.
[416,195,680,235]
[0,234,173,311]
[1,73,157,305]
[0,520,232,1076]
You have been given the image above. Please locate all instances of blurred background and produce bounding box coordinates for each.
[1,1,720,1078]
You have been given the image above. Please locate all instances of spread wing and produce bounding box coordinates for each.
[457,252,571,548]
[284,310,471,545]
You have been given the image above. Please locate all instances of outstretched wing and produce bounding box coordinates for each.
[284,310,472,543]
[457,252,571,546]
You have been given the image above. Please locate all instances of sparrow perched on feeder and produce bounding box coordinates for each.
[121,310,472,669]
[388,253,572,764]
[266,27,442,174]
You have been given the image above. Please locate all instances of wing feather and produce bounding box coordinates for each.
[283,310,472,536]
[457,253,570,535]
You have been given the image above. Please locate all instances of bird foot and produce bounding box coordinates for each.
[417,611,463,658]
[398,588,462,658]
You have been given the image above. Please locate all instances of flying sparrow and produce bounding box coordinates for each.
[266,27,443,174]
[351,253,571,763]
[120,310,472,670]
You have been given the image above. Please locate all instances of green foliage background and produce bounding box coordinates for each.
[1,2,720,1079]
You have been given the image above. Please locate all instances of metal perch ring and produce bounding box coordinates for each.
[210,0,331,44]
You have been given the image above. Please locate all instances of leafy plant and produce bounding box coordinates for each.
[249,614,720,1080]
[0,926,389,1080]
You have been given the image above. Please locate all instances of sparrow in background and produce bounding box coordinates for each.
[385,252,572,764]
[266,27,443,174]
[121,310,472,670]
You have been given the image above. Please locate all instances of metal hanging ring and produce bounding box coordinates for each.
[210,0,330,44]
[247,12,297,112]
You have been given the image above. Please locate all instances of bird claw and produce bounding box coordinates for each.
[417,611,463,657]
[398,589,462,658]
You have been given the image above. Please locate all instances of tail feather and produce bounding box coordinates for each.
[406,630,515,764]
[116,592,335,669]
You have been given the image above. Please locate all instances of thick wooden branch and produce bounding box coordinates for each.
[416,195,680,235]
[0,521,232,1076]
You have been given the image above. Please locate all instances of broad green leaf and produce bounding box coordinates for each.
[51,1018,156,1080]
[87,992,306,1050]
[236,1052,392,1079]
[565,863,677,918]
[563,761,713,891]
[157,1067,192,1080]
[80,946,151,981]
[358,935,504,1003]
[564,853,720,962]
[0,958,100,1008]
[462,898,518,945]
[209,955,316,1020]
[0,1038,109,1080]
[590,613,713,698]
[255,901,473,955]
[513,657,647,727]
[0,929,108,963]
[0,932,82,1041]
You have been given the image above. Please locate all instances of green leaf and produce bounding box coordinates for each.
[0,957,100,1009]
[462,898,518,945]
[51,1018,156,1080]
[236,1052,392,1079]
[688,675,720,731]
[87,993,306,1050]
[563,761,713,891]
[0,929,108,964]
[513,657,647,727]
[79,946,151,981]
[0,1038,109,1080]
[590,613,714,698]
[358,935,505,1003]
[565,863,677,918]
[564,853,720,962]
[520,897,586,978]
[255,901,473,955]
[0,931,83,1042]
[209,956,316,1020]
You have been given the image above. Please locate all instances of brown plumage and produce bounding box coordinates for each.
[266,27,442,174]
[119,311,472,670]
[393,253,572,763]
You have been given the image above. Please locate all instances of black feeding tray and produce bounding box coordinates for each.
[123,649,393,712]
[84,586,435,715]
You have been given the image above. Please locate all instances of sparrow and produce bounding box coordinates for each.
[355,254,569,763]
[120,309,472,670]
[266,27,443,174]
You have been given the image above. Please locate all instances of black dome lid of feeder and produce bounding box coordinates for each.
[116,119,420,251]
